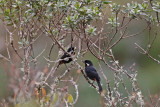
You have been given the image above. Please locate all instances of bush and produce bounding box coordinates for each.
[0,0,160,106]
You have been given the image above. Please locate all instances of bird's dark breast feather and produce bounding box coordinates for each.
[85,66,100,81]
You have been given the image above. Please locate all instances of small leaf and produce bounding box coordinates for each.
[52,93,59,104]
[100,90,106,97]
[103,1,112,4]
[42,88,46,98]
[67,94,74,103]
[18,41,23,45]
[77,69,81,74]
[67,16,71,21]
[45,95,50,103]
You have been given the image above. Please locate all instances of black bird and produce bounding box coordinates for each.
[83,60,103,93]
[58,46,75,66]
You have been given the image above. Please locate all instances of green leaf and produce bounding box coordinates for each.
[67,94,74,104]
[74,2,80,9]
[52,93,59,104]
[67,16,71,21]
[45,95,50,103]
[6,8,10,13]
[103,1,112,4]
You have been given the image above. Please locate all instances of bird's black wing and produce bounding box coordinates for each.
[60,53,70,60]
[85,66,97,72]
[85,66,100,81]
[59,53,72,64]
[85,65,103,93]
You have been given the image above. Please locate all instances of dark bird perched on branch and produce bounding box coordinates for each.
[58,46,75,67]
[83,60,103,93]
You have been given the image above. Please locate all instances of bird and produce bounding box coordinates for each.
[58,46,75,67]
[83,60,103,93]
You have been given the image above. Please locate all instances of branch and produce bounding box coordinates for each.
[135,43,160,64]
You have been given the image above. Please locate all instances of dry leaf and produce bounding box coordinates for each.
[42,88,46,98]
[100,90,106,97]
[43,66,49,74]
[77,69,81,74]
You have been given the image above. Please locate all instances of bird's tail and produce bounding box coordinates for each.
[97,81,103,93]
[55,61,62,72]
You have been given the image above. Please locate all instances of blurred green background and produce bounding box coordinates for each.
[0,0,160,107]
